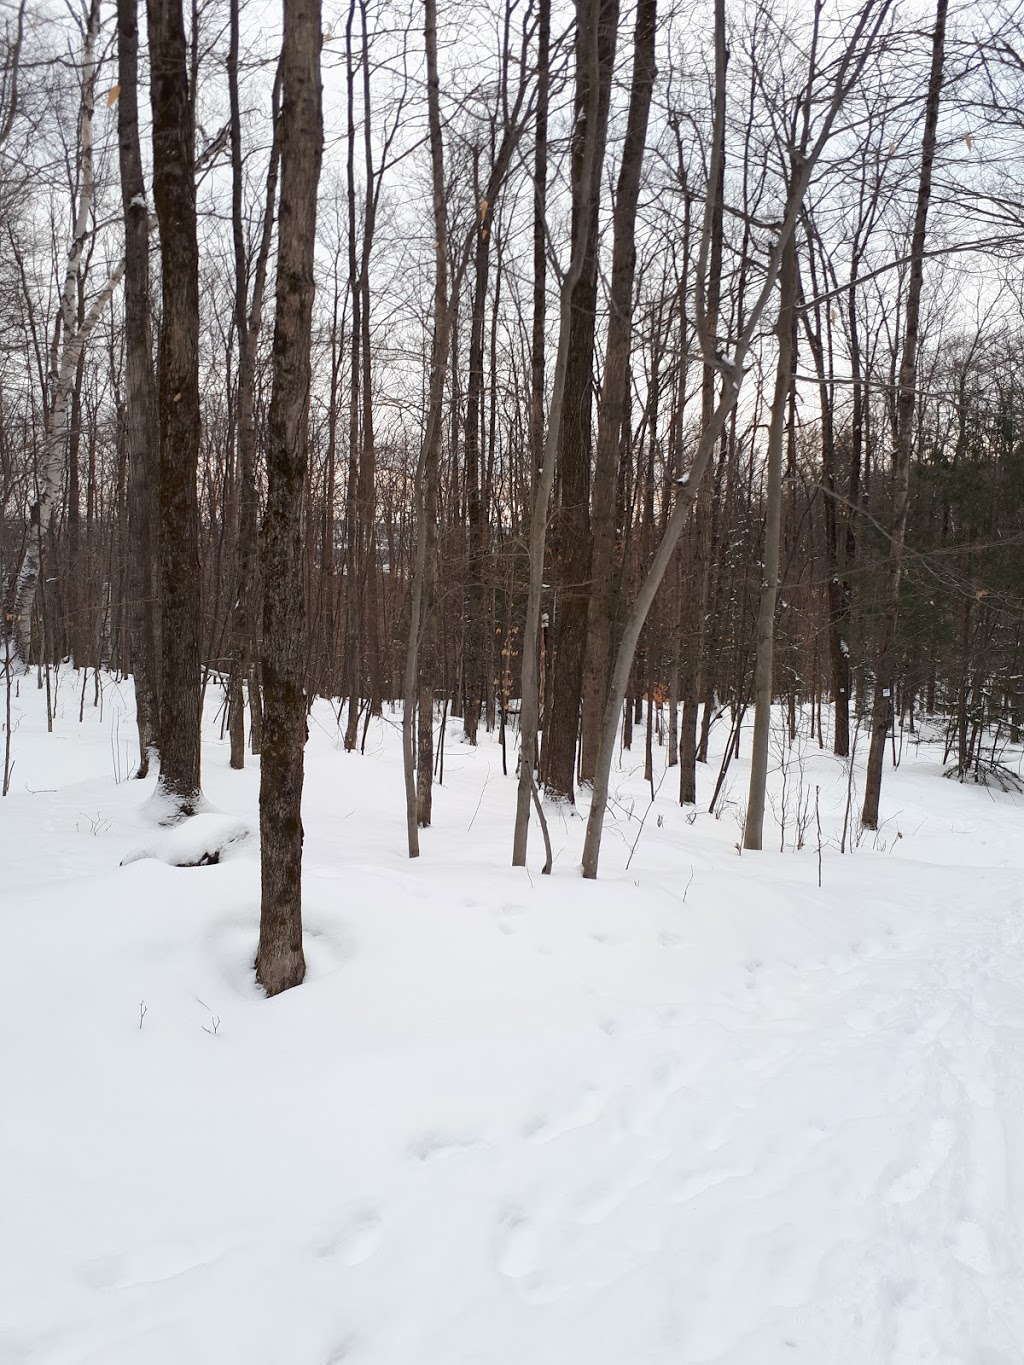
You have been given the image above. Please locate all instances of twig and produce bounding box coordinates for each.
[467,763,492,832]
[625,765,667,871]
[528,770,553,875]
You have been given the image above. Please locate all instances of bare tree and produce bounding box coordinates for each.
[744,10,823,851]
[582,0,894,879]
[256,0,323,996]
[6,0,124,664]
[580,0,657,786]
[226,7,281,771]
[540,0,618,804]
[147,0,204,817]
[117,0,161,777]
[862,0,948,828]
[513,0,604,867]
[402,0,450,856]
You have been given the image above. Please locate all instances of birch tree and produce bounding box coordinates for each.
[6,0,123,665]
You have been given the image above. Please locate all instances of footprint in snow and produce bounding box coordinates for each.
[407,1130,479,1163]
[494,1208,539,1279]
[883,1117,957,1204]
[952,1220,994,1275]
[672,1165,749,1205]
[573,1162,654,1225]
[625,1062,686,1136]
[315,1208,383,1266]
[524,1087,606,1142]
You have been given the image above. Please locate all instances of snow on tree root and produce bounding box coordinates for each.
[121,813,254,868]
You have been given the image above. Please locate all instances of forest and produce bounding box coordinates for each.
[2,0,1024,993]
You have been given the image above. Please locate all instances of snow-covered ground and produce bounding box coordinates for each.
[2,668,1024,1364]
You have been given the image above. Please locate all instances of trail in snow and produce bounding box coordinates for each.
[1,671,1023,1364]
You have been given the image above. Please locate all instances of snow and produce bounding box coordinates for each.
[2,670,1024,1363]
[122,811,250,865]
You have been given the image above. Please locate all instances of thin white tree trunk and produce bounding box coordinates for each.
[9,0,117,663]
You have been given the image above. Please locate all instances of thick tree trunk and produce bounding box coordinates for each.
[580,0,656,785]
[147,0,203,817]
[540,0,618,804]
[513,0,603,866]
[256,0,322,996]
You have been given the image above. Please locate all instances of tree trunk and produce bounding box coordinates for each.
[799,241,851,758]
[403,0,449,856]
[147,0,203,817]
[862,0,946,828]
[462,158,491,747]
[256,0,322,996]
[540,0,618,804]
[743,229,796,850]
[117,0,161,777]
[227,5,280,770]
[513,0,604,866]
[580,0,656,785]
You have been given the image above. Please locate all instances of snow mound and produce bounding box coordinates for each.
[121,813,254,868]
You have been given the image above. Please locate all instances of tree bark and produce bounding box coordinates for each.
[513,0,603,866]
[147,0,203,817]
[580,0,656,785]
[539,0,618,804]
[256,0,322,996]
